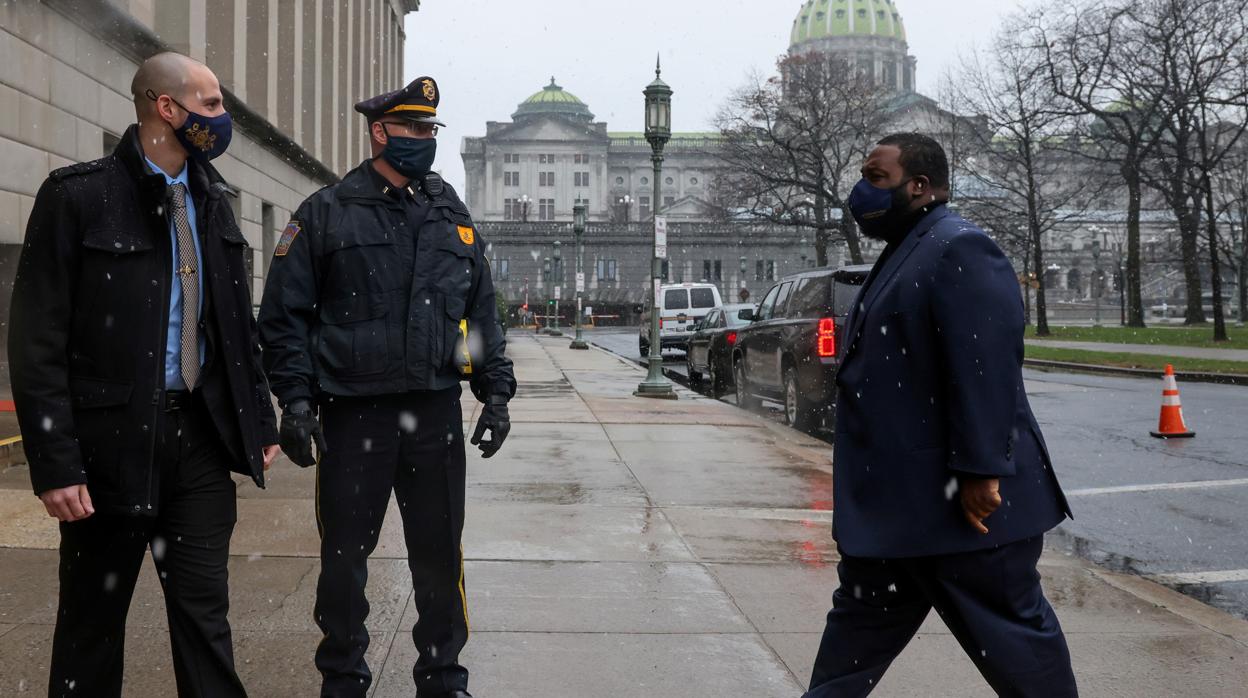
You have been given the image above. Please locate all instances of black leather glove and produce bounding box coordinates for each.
[280,399,328,468]
[471,395,511,459]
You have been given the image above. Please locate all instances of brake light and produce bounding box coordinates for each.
[817,317,836,357]
[726,331,737,346]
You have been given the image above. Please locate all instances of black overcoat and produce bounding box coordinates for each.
[9,125,278,514]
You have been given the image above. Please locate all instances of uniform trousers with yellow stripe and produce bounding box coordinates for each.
[313,386,469,698]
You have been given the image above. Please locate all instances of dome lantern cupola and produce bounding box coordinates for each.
[512,77,595,122]
[788,0,917,92]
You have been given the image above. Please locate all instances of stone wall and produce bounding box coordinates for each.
[0,0,415,378]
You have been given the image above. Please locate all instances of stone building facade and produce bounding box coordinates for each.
[0,0,419,368]
[461,79,726,226]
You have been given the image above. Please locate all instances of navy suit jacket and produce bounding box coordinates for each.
[832,204,1071,558]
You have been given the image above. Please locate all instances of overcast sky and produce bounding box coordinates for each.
[404,0,1023,191]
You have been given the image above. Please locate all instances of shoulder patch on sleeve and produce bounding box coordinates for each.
[457,225,474,245]
[274,220,301,257]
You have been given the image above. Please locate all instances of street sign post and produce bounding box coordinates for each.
[654,216,667,259]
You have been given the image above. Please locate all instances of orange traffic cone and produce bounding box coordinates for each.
[1150,364,1196,439]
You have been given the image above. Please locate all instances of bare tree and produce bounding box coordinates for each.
[1180,0,1248,340]
[948,14,1102,335]
[709,52,890,266]
[1035,0,1178,327]
[1139,0,1213,325]
[1134,0,1248,336]
[1214,143,1248,322]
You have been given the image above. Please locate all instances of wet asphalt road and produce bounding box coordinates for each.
[584,327,1248,619]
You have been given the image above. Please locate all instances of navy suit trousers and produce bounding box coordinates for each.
[804,536,1077,698]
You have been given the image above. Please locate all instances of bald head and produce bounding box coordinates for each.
[131,52,223,122]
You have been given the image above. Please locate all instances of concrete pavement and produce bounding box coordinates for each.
[1,334,1247,696]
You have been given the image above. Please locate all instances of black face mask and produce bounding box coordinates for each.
[380,124,437,180]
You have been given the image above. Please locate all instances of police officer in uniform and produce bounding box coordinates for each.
[258,77,515,698]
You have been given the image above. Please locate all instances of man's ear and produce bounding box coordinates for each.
[371,121,388,147]
[155,95,181,127]
[911,175,929,196]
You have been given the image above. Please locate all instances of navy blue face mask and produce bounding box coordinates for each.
[848,177,914,241]
[380,125,437,180]
[148,90,233,162]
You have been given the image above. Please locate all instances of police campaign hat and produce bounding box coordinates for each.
[354,76,446,126]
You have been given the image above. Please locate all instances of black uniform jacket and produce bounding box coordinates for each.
[8,125,279,514]
[258,161,515,407]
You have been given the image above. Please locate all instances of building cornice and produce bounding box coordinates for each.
[47,0,340,186]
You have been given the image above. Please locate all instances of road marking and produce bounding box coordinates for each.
[0,436,21,447]
[1153,569,1248,585]
[1065,478,1248,497]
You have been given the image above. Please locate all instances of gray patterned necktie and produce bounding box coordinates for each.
[169,183,200,389]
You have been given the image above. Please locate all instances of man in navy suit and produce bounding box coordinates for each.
[804,133,1077,697]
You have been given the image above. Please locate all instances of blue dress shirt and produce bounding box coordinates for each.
[146,158,206,390]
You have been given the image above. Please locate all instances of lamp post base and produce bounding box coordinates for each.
[546,329,563,337]
[569,339,589,350]
[634,380,678,399]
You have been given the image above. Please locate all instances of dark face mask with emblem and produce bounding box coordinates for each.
[380,125,437,180]
[148,90,233,162]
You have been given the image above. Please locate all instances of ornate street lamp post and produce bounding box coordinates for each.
[541,256,552,333]
[550,241,563,336]
[738,256,748,301]
[570,203,590,349]
[1092,239,1102,327]
[618,194,633,224]
[636,56,676,399]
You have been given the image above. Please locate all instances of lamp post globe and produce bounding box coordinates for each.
[570,203,590,349]
[636,56,677,399]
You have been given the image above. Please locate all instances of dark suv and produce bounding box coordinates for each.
[731,265,871,431]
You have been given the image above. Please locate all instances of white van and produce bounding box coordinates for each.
[638,282,723,354]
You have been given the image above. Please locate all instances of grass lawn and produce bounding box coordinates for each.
[1025,324,1248,350]
[1024,344,1248,375]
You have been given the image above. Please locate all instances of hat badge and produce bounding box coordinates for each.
[421,79,436,102]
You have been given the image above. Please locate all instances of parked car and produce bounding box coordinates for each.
[732,265,871,431]
[638,282,723,354]
[687,303,756,397]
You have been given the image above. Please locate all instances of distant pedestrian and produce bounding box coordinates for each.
[9,52,279,697]
[804,133,1076,697]
[258,76,514,698]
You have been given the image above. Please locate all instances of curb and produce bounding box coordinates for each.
[0,435,24,468]
[1048,526,1248,637]
[1023,358,1248,386]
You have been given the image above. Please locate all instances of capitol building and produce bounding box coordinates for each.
[461,0,1207,324]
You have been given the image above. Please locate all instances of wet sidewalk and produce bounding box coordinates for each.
[1026,338,1248,362]
[1,334,1247,696]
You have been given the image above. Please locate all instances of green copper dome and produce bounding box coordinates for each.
[790,0,907,46]
[512,77,595,122]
